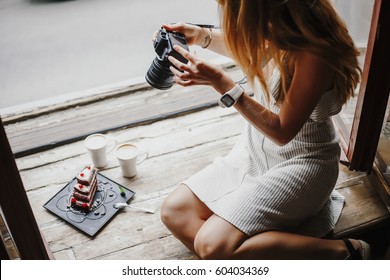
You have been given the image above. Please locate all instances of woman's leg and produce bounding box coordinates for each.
[160,184,213,254]
[161,185,363,259]
[194,214,358,260]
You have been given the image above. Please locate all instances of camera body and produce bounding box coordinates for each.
[145,27,189,90]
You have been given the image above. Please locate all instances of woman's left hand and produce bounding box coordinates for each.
[168,45,235,94]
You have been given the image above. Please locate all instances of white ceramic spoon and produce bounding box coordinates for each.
[113,202,155,214]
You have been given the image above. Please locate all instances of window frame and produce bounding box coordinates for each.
[335,0,390,172]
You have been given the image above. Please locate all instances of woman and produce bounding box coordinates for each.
[160,0,370,259]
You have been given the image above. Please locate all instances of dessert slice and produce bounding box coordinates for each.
[76,165,97,186]
[70,165,98,212]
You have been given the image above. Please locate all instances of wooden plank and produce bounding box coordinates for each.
[18,109,242,192]
[334,179,389,238]
[20,108,241,259]
[377,137,390,173]
[5,65,246,158]
[13,105,238,171]
[333,165,390,237]
[0,215,15,259]
[372,161,390,210]
[0,78,149,124]
[93,235,197,260]
[14,106,390,259]
[34,139,236,260]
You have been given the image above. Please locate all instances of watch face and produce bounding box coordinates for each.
[221,94,235,107]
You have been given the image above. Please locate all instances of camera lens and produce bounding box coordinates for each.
[145,56,175,90]
[146,28,188,90]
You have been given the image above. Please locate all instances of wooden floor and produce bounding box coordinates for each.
[2,65,390,259]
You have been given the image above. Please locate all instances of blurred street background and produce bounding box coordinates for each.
[0,0,373,112]
[0,0,220,110]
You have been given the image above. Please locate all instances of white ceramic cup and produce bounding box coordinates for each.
[115,143,148,178]
[84,134,117,168]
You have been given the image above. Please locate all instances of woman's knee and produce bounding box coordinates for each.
[160,184,204,228]
[194,230,224,259]
[194,230,244,260]
[160,187,185,227]
[194,216,247,260]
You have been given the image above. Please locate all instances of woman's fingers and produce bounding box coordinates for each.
[163,22,185,32]
[169,66,192,86]
[168,57,189,74]
[168,46,195,73]
[169,64,187,78]
[173,45,195,63]
[168,44,223,87]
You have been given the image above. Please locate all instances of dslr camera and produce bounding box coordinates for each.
[145,27,189,90]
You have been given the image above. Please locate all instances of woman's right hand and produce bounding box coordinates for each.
[167,45,235,94]
[152,22,206,46]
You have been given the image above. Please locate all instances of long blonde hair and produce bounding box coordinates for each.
[218,0,361,104]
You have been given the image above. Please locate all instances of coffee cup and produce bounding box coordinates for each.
[115,143,148,178]
[84,133,117,168]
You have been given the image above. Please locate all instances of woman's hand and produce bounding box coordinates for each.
[152,22,205,46]
[161,22,207,46]
[168,45,235,94]
[152,22,232,58]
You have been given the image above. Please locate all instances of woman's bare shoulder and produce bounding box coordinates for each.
[291,51,334,91]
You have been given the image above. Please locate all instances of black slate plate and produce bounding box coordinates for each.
[43,173,135,237]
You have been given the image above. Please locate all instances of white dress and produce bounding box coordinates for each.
[184,66,345,237]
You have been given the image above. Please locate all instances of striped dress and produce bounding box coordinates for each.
[184,66,345,237]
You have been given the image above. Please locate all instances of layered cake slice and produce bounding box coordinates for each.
[76,165,97,186]
[70,165,98,211]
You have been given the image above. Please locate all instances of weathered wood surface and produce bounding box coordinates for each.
[333,165,390,238]
[12,102,389,259]
[4,64,245,158]
[17,107,242,259]
[374,135,390,208]
[0,215,19,259]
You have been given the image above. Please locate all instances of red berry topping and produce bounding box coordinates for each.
[80,173,84,177]
[71,197,76,203]
[79,184,83,189]
[82,203,88,209]
[87,166,91,170]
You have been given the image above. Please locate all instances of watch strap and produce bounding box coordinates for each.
[218,83,244,108]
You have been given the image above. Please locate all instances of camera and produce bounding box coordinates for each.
[145,27,189,90]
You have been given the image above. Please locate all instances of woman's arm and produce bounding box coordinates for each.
[198,28,231,57]
[234,52,334,145]
[169,47,334,146]
[162,23,231,57]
